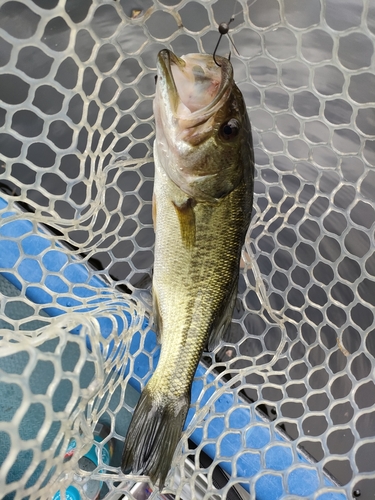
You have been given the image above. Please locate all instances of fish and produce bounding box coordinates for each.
[121,49,254,490]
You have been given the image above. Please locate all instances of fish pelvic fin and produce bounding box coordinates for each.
[121,385,190,491]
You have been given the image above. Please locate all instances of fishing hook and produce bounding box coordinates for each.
[212,17,239,67]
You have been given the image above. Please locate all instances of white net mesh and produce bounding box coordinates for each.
[0,0,374,498]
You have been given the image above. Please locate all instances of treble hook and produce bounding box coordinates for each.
[212,17,239,67]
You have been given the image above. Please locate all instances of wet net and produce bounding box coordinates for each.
[0,0,374,499]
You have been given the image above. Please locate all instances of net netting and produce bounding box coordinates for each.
[0,0,374,498]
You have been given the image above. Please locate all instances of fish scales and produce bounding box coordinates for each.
[122,49,254,489]
[152,179,249,389]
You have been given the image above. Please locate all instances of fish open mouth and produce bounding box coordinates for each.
[157,49,232,118]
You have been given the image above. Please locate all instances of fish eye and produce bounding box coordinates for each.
[219,119,240,141]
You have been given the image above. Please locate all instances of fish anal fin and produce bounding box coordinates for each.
[152,288,162,344]
[121,384,189,491]
[172,198,196,249]
[206,280,238,352]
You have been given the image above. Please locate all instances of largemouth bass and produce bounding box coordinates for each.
[121,49,254,489]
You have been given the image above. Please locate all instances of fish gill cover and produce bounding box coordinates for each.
[0,0,374,499]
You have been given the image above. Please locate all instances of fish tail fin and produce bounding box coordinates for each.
[121,385,190,490]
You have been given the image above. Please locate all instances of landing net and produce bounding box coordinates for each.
[0,1,374,499]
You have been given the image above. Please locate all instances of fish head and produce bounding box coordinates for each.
[154,49,253,202]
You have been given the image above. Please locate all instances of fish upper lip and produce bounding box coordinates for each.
[156,49,232,117]
[157,49,183,97]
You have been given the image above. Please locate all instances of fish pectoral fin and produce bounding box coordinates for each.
[206,279,238,352]
[121,385,190,491]
[172,198,196,249]
[152,287,162,344]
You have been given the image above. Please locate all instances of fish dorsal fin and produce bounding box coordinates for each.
[206,278,238,352]
[172,198,196,249]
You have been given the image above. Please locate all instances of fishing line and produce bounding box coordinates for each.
[230,0,242,22]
